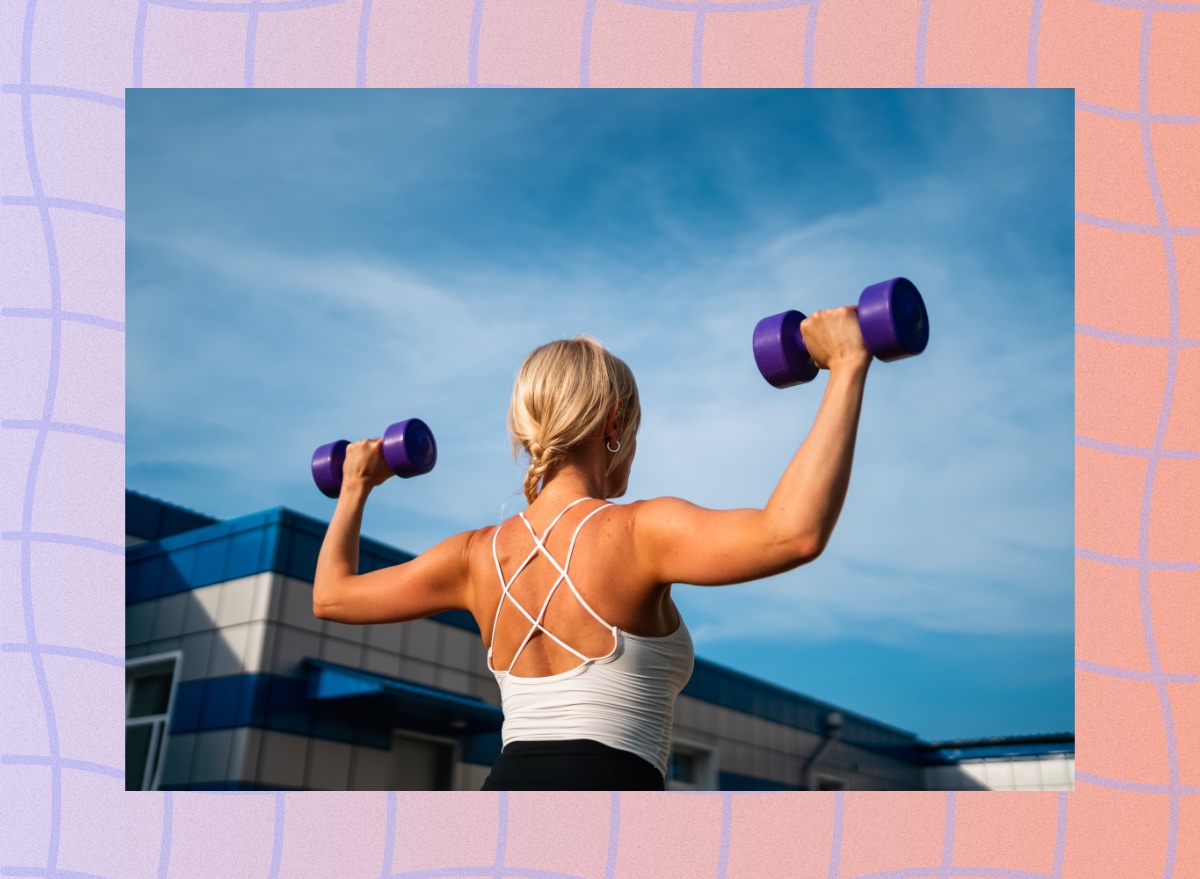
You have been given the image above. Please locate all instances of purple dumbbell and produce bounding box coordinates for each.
[311,418,438,498]
[753,277,929,389]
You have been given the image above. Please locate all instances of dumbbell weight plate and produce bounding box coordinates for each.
[382,418,437,478]
[753,309,821,389]
[311,439,350,499]
[857,277,929,362]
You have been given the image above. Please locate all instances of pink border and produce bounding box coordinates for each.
[1,0,1197,876]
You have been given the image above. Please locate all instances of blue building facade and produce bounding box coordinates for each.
[125,490,1073,791]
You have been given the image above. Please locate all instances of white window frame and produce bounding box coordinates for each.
[126,651,182,791]
[667,734,720,791]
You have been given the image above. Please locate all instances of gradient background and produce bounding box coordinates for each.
[125,87,1074,744]
[1,1,1198,877]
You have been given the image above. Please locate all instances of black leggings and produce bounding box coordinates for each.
[480,738,666,791]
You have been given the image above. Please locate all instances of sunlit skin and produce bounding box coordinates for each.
[313,307,871,678]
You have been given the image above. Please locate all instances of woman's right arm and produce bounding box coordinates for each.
[312,438,472,624]
[633,306,872,587]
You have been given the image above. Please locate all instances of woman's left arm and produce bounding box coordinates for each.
[312,480,473,625]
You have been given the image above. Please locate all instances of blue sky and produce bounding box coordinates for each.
[127,88,1074,742]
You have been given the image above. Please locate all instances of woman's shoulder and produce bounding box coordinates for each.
[624,496,698,528]
[462,522,501,556]
[459,523,505,613]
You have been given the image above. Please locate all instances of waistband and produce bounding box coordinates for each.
[501,738,647,759]
[482,737,666,791]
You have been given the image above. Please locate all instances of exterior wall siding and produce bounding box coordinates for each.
[924,754,1075,792]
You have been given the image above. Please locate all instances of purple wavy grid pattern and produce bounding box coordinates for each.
[0,0,1194,877]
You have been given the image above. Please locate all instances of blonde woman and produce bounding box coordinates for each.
[313,308,872,791]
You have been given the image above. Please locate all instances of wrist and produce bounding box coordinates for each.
[337,481,371,504]
[827,355,871,380]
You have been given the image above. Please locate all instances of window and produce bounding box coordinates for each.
[126,653,181,791]
[668,751,697,784]
[666,740,718,791]
[391,731,456,790]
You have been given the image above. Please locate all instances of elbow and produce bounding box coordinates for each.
[765,533,823,576]
[311,579,340,621]
[792,531,826,566]
[761,514,824,571]
[313,596,347,623]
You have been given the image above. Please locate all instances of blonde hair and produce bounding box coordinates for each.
[508,336,641,504]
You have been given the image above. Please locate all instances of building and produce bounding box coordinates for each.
[125,490,1073,792]
[919,733,1076,791]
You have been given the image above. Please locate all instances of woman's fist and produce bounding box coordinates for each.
[342,437,394,491]
[800,306,872,372]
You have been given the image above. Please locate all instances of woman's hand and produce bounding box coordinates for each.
[800,306,872,372]
[342,437,394,492]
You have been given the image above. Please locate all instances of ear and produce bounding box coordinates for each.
[604,402,620,439]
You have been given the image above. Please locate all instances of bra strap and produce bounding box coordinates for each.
[488,497,592,670]
[492,501,619,672]
[517,501,618,634]
[504,502,616,672]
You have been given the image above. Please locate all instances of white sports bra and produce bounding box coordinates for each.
[487,497,694,776]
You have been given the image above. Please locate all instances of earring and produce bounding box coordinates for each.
[606,438,621,453]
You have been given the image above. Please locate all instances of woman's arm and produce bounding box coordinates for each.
[634,306,871,586]
[312,440,471,624]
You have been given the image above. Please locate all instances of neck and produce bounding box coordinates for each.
[536,438,608,504]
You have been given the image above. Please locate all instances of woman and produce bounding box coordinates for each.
[313,306,872,791]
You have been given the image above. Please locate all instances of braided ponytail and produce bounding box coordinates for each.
[508,336,641,505]
[522,441,557,506]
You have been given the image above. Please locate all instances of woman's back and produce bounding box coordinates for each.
[466,494,682,680]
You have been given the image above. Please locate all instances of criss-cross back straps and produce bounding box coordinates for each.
[504,503,617,673]
[487,497,590,670]
[488,497,617,674]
